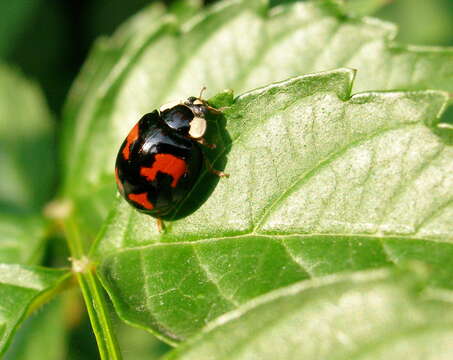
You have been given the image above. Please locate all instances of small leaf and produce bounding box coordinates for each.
[0,265,70,356]
[0,63,55,213]
[97,70,453,342]
[4,299,66,360]
[164,268,453,360]
[168,0,203,23]
[61,0,453,239]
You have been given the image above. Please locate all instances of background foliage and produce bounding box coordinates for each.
[0,0,452,359]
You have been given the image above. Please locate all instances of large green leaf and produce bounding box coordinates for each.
[61,0,453,239]
[0,63,56,213]
[97,69,453,342]
[0,265,70,356]
[164,268,453,360]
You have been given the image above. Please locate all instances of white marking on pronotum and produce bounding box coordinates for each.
[189,116,207,139]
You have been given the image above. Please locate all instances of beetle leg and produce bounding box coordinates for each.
[196,137,216,149]
[156,218,165,233]
[204,157,229,178]
[205,105,223,115]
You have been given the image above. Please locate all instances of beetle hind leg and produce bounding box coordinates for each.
[204,157,229,178]
[156,218,165,233]
[197,137,216,149]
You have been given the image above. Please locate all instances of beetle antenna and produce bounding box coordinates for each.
[199,86,207,100]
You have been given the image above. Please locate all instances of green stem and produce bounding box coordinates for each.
[64,218,122,360]
[77,271,122,360]
[64,217,85,258]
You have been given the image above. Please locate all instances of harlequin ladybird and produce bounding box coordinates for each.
[115,91,227,230]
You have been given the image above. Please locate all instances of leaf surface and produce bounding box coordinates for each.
[97,69,453,342]
[61,0,453,238]
[164,268,453,360]
[0,265,70,356]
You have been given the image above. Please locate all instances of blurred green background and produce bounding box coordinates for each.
[0,0,452,359]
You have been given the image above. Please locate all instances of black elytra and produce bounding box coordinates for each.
[115,96,224,225]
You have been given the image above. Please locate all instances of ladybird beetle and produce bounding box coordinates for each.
[115,91,227,230]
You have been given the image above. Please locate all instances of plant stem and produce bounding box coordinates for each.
[64,217,122,360]
[77,270,122,360]
[64,216,85,258]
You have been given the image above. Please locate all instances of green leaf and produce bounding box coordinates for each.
[97,69,453,342]
[0,265,70,356]
[61,0,453,239]
[0,63,56,213]
[0,213,47,265]
[164,268,453,360]
[168,0,203,23]
[4,299,66,360]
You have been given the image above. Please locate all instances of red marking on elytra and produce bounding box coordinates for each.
[122,123,139,160]
[140,153,187,188]
[115,167,124,194]
[128,192,154,210]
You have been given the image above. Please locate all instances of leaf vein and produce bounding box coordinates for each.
[377,143,445,229]
[191,246,240,307]
[415,198,453,233]
[280,240,315,277]
[254,123,417,231]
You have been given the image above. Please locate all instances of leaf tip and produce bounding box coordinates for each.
[361,14,398,40]
[208,89,235,108]
[421,90,451,127]
[323,67,357,100]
